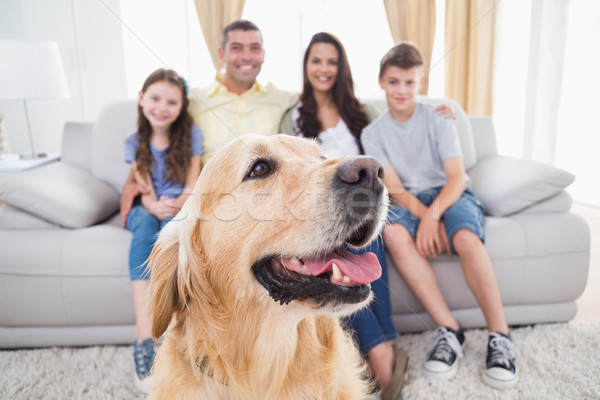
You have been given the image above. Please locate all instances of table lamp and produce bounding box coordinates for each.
[0,40,71,159]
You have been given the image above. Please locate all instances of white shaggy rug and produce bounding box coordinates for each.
[1,322,599,400]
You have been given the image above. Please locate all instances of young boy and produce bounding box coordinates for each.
[361,42,518,389]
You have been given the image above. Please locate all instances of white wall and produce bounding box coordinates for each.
[0,0,127,154]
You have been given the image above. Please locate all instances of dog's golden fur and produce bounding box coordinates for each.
[148,135,387,399]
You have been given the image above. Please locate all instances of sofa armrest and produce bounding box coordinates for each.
[61,122,94,171]
[469,116,498,160]
[0,204,60,229]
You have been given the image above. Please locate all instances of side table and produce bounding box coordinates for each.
[0,153,61,177]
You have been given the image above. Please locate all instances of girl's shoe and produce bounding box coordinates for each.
[133,338,156,392]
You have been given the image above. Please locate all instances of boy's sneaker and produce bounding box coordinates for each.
[483,332,518,389]
[424,326,465,379]
[134,338,156,392]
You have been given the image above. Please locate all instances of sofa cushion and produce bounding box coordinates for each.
[518,190,573,214]
[90,99,137,193]
[0,162,120,228]
[468,156,575,216]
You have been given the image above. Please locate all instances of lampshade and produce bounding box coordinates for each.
[0,40,70,100]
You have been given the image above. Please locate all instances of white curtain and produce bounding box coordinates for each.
[444,0,497,115]
[493,0,600,205]
[521,0,569,164]
[193,0,245,71]
[382,0,436,94]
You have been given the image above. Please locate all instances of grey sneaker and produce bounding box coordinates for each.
[424,326,465,379]
[483,332,518,389]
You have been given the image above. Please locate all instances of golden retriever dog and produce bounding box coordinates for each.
[148,134,389,400]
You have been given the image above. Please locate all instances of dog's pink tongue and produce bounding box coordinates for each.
[285,247,382,285]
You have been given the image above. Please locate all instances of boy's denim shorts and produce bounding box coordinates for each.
[386,187,485,254]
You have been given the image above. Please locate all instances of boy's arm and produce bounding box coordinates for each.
[381,163,429,219]
[426,158,466,220]
[416,157,467,258]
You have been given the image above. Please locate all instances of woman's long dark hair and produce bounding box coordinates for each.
[136,68,193,185]
[297,32,368,152]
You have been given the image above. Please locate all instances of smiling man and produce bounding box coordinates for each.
[188,20,298,165]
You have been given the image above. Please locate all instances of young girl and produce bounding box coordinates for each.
[124,68,202,391]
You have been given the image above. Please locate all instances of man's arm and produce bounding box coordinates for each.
[120,169,151,227]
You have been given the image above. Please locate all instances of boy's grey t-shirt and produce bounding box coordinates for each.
[361,102,464,195]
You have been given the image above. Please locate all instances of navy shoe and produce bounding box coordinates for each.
[133,338,156,392]
[483,332,518,389]
[424,326,465,379]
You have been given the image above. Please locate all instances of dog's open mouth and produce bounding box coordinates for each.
[252,246,382,307]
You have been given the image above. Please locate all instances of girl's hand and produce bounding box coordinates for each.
[148,196,179,220]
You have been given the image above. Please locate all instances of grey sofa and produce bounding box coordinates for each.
[0,98,590,348]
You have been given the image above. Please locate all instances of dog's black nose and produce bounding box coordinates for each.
[332,156,386,238]
[336,156,385,187]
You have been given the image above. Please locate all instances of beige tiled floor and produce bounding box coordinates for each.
[572,202,600,322]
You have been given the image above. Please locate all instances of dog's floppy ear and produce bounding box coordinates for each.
[148,195,215,339]
[148,225,182,339]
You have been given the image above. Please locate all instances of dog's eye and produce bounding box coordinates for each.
[245,159,274,180]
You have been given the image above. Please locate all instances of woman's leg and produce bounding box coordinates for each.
[347,237,399,389]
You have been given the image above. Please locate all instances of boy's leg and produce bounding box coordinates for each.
[452,229,508,334]
[383,223,458,330]
[444,190,518,388]
[384,201,466,379]
[384,222,465,378]
[443,189,508,334]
